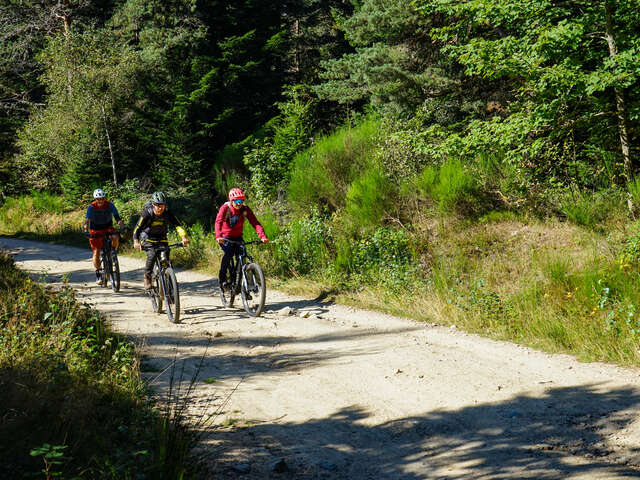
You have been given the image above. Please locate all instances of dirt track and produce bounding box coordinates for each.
[3,236,640,479]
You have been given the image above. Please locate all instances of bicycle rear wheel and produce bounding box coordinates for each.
[110,250,120,292]
[220,258,236,308]
[100,250,109,287]
[241,263,266,317]
[164,267,180,323]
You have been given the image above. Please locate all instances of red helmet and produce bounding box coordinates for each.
[228,188,245,201]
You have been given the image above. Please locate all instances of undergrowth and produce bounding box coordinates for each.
[0,252,198,478]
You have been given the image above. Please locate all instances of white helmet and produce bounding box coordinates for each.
[93,188,106,199]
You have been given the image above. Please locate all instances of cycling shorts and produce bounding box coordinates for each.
[89,227,117,250]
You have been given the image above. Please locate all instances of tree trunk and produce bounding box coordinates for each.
[54,0,73,95]
[101,103,117,186]
[604,0,634,213]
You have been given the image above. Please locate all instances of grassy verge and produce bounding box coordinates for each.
[3,191,640,368]
[0,251,197,478]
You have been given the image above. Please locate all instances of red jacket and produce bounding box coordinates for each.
[215,202,267,240]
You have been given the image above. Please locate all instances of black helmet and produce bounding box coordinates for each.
[151,191,167,205]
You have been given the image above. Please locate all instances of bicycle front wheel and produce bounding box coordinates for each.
[164,267,180,323]
[241,263,266,317]
[110,250,120,292]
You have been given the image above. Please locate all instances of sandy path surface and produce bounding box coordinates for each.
[3,236,640,479]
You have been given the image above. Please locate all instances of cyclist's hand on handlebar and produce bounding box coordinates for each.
[117,219,125,228]
[217,237,225,245]
[181,237,189,247]
[261,237,269,243]
[134,240,141,251]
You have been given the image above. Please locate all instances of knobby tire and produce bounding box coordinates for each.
[241,262,266,317]
[101,250,110,288]
[164,267,180,323]
[150,264,163,313]
[110,250,120,292]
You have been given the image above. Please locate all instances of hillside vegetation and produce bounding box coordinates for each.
[2,4,640,468]
[0,252,197,478]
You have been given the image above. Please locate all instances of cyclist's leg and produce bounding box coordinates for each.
[111,230,119,250]
[142,242,157,289]
[88,231,104,283]
[218,240,239,288]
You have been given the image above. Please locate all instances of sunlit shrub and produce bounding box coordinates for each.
[344,167,396,234]
[288,115,382,211]
[271,210,329,276]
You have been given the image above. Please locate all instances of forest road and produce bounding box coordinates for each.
[3,236,640,479]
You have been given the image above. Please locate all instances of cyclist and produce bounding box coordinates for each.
[84,188,124,285]
[215,187,268,291]
[132,191,189,289]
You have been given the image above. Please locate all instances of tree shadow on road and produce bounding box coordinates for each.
[202,385,640,479]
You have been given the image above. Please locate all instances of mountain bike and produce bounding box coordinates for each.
[147,243,183,324]
[219,240,266,317]
[87,231,121,292]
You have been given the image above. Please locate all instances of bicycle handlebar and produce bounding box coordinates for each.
[222,239,265,246]
[85,230,122,239]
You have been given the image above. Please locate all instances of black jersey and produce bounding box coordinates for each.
[132,203,184,242]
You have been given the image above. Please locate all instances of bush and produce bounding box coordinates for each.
[288,115,382,211]
[271,210,329,276]
[404,159,479,214]
[244,91,314,201]
[433,159,478,213]
[344,166,396,234]
[348,227,418,291]
[558,189,624,228]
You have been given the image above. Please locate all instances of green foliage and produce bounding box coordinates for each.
[0,252,196,478]
[406,159,479,214]
[627,175,640,207]
[344,166,396,233]
[288,115,382,211]
[421,0,640,188]
[271,210,329,276]
[558,189,624,228]
[16,28,142,197]
[316,0,449,113]
[244,88,315,200]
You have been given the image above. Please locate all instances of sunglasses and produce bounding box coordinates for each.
[233,199,244,205]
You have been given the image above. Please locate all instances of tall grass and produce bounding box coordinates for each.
[558,189,624,228]
[406,159,480,214]
[288,115,382,211]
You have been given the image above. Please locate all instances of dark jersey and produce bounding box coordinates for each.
[85,200,121,230]
[132,203,184,242]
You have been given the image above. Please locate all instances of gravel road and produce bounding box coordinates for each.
[3,236,640,479]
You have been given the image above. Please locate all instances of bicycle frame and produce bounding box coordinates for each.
[226,240,260,294]
[219,239,266,316]
[87,230,121,291]
[152,244,177,296]
[148,242,183,323]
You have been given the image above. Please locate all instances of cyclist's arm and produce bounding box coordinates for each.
[214,204,228,244]
[132,210,150,242]
[245,207,268,241]
[110,202,123,225]
[167,210,189,244]
[84,205,93,232]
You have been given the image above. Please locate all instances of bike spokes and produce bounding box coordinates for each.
[164,267,180,323]
[241,263,265,317]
